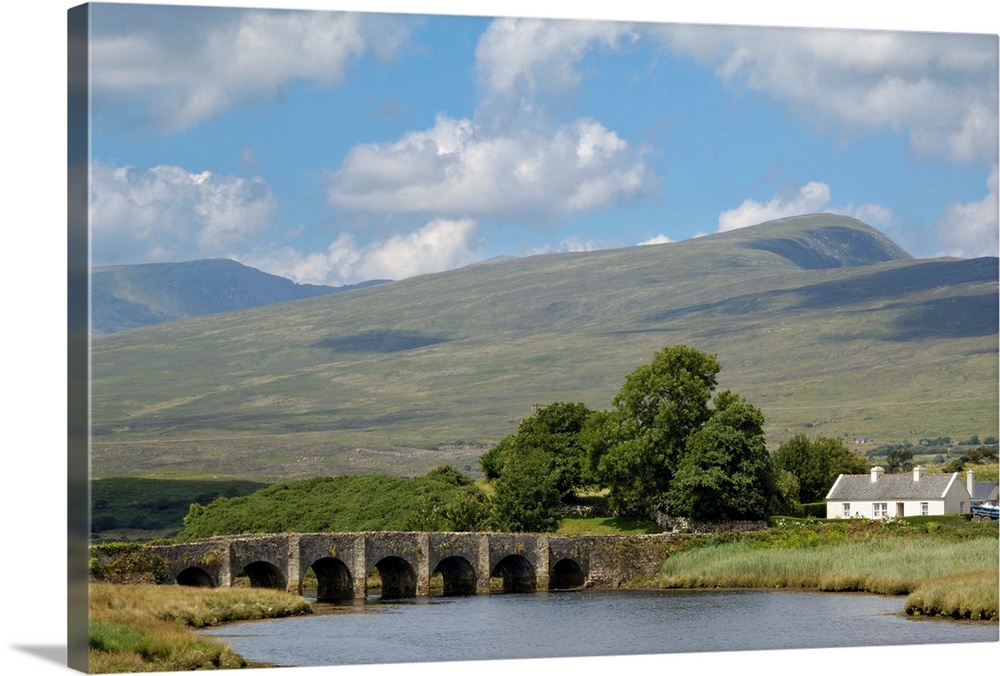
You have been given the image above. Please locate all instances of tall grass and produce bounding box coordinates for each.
[88,583,312,672]
[657,529,998,620]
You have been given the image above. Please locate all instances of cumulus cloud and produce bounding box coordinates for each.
[929,165,999,258]
[652,25,998,163]
[718,181,832,231]
[327,114,657,221]
[327,16,658,226]
[89,162,277,264]
[717,181,893,232]
[241,218,485,286]
[475,18,636,100]
[90,9,410,132]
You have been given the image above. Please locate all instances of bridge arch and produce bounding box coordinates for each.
[307,556,355,602]
[239,561,286,590]
[549,558,585,590]
[370,556,417,599]
[432,556,477,596]
[176,566,215,588]
[491,554,536,593]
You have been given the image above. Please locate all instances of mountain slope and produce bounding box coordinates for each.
[733,214,912,269]
[89,215,998,480]
[91,258,385,334]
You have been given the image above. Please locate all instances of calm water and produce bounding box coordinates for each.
[200,590,998,667]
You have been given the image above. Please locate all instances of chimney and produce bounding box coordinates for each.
[913,465,925,481]
[871,466,884,483]
[967,470,975,498]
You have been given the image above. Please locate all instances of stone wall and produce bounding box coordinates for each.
[652,511,768,534]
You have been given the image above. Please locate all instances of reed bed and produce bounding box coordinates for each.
[657,535,998,619]
[88,583,312,672]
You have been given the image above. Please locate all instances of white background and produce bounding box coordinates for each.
[2,1,997,675]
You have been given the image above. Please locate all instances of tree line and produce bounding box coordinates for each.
[483,345,869,531]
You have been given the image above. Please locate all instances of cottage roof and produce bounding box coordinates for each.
[971,481,999,501]
[826,472,964,502]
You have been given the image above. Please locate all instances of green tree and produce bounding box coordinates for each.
[591,345,720,514]
[489,449,563,532]
[440,486,492,532]
[772,434,869,503]
[479,434,515,480]
[770,468,802,517]
[945,445,1000,473]
[667,392,774,521]
[885,447,915,473]
[480,402,592,500]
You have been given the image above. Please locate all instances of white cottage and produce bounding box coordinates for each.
[825,465,971,519]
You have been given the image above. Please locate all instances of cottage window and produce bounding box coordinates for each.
[842,503,851,518]
[920,502,929,516]
[873,502,888,518]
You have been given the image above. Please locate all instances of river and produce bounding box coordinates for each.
[200,589,998,670]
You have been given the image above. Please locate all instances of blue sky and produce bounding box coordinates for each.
[86,1,999,286]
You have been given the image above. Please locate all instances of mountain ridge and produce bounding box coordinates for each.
[89,214,998,481]
[91,258,388,334]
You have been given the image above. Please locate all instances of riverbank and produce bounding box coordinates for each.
[87,517,997,671]
[646,517,998,620]
[87,583,312,672]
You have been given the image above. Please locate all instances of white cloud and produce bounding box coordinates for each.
[524,236,608,257]
[475,18,635,99]
[652,25,998,163]
[638,234,673,246]
[929,165,999,258]
[718,181,831,231]
[90,9,410,132]
[327,114,656,221]
[89,162,276,264]
[242,218,485,286]
[829,203,895,229]
[717,181,894,232]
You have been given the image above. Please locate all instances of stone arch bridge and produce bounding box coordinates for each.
[137,531,677,600]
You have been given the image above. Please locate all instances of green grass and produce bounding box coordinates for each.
[88,583,312,672]
[655,517,999,620]
[557,516,662,535]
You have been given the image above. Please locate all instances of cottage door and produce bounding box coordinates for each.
[896,502,905,517]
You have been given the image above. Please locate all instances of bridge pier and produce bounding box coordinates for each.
[285,534,301,595]
[476,534,491,594]
[534,534,550,591]
[416,532,430,596]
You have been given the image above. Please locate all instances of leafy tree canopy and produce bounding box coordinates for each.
[489,448,564,533]
[482,344,783,525]
[945,446,1000,473]
[772,434,869,503]
[667,392,773,521]
[589,345,721,513]
[479,401,593,499]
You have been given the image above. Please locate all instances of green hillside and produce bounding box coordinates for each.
[90,214,998,481]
